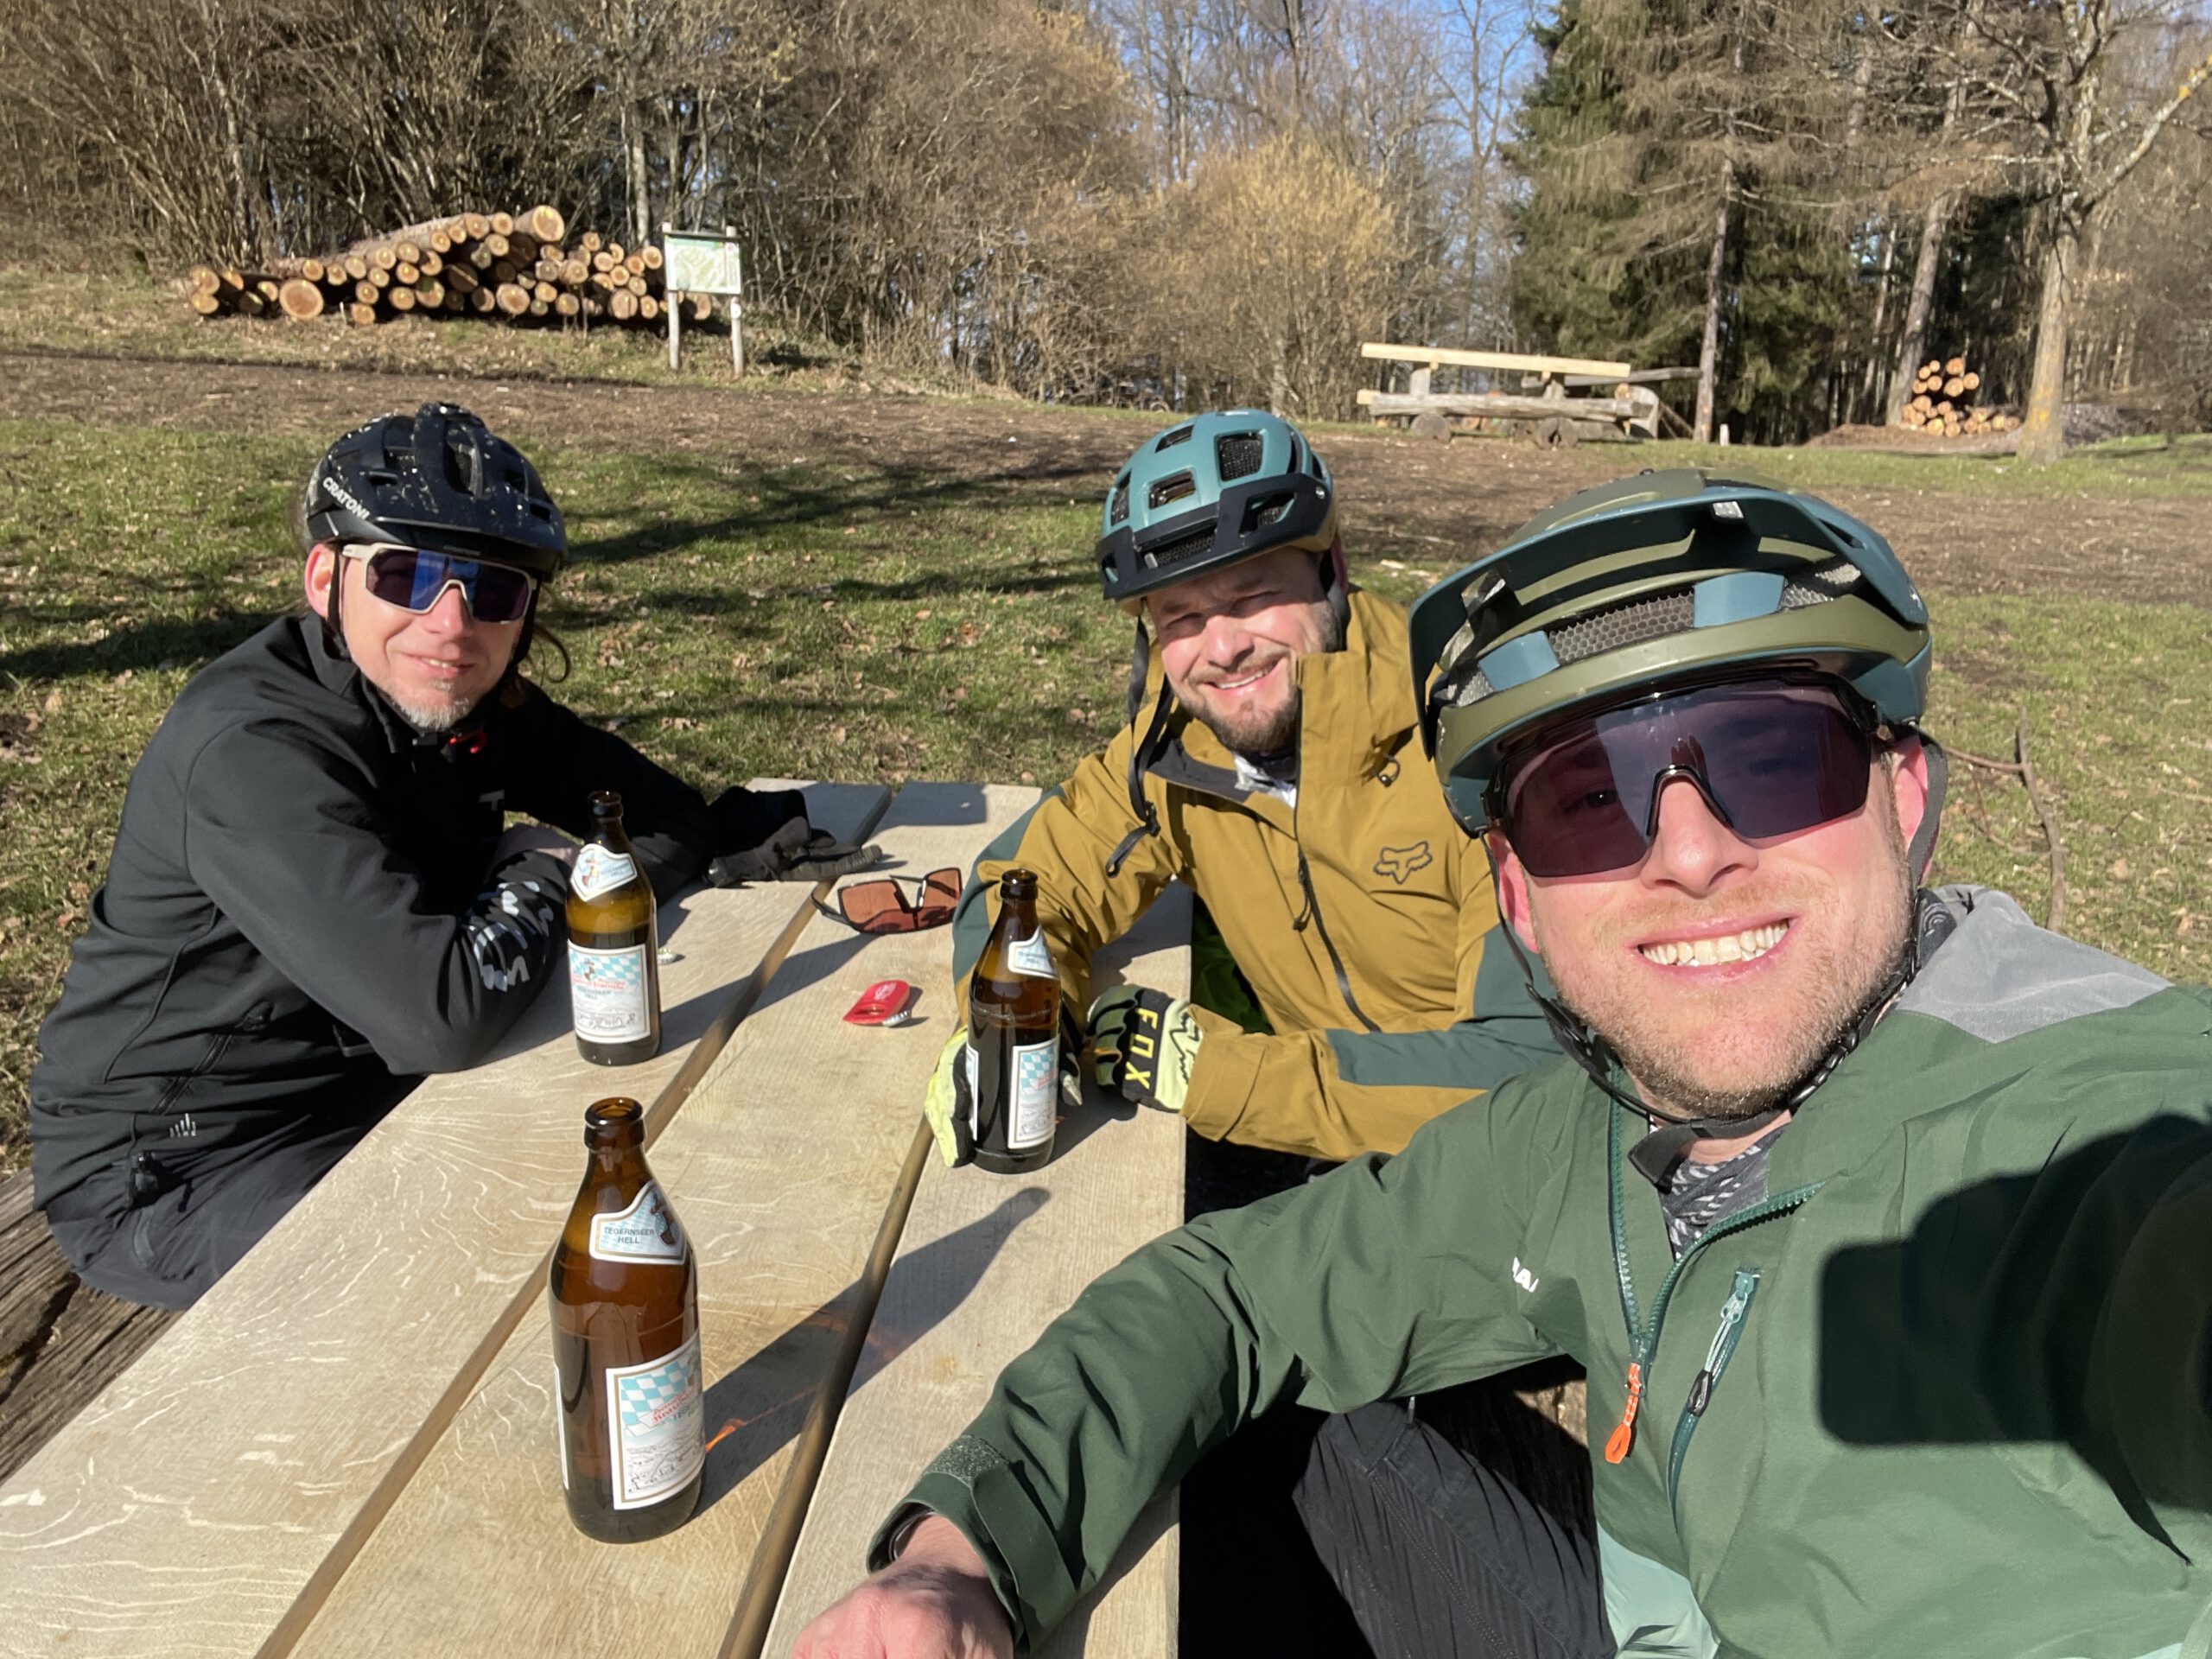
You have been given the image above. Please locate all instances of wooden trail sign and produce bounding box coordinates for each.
[663,225,745,374]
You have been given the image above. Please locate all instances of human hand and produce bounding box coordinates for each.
[922,1031,976,1168]
[790,1516,1014,1659]
[1087,986,1201,1116]
[491,823,578,870]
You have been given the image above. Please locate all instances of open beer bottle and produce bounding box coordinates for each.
[964,868,1059,1173]
[549,1096,703,1542]
[568,790,662,1065]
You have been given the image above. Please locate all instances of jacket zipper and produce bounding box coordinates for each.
[153,1026,238,1115]
[1601,1104,1819,1464]
[1665,1268,1760,1525]
[1294,849,1380,1033]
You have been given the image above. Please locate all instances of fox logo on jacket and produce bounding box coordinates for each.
[1373,842,1434,885]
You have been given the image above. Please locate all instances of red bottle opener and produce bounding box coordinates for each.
[842,979,918,1027]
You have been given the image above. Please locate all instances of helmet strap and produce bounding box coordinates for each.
[1122,615,1151,727]
[320,544,352,660]
[1105,676,1174,879]
[1905,731,1948,882]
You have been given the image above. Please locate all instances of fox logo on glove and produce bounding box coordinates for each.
[1088,986,1203,1116]
[1373,842,1434,885]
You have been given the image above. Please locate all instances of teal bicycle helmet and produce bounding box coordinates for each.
[1096,410,1338,608]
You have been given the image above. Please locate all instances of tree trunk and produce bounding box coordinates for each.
[1694,9,1747,445]
[2018,228,2075,466]
[1858,223,1897,423]
[1694,175,1731,444]
[625,104,652,249]
[1887,198,1950,425]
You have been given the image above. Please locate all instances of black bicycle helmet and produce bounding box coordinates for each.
[305,404,566,580]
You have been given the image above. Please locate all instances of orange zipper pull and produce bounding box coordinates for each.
[1604,1362,1645,1464]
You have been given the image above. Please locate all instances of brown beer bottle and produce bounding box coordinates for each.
[548,1096,703,1542]
[964,868,1060,1173]
[568,790,662,1065]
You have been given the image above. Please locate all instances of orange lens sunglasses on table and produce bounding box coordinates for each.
[812,867,963,935]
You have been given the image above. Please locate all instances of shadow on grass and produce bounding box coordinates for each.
[0,613,276,683]
[576,450,1097,571]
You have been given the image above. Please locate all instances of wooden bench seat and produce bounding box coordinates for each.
[0,1169,179,1484]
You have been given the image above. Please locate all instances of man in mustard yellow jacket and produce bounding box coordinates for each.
[928,411,1555,1165]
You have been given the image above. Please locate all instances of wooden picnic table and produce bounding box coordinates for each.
[0,780,1186,1659]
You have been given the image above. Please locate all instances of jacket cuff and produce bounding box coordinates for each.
[868,1436,1082,1655]
[1177,1007,1261,1142]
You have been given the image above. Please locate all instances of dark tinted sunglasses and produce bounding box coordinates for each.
[1494,679,1879,879]
[345,543,537,625]
[813,868,963,935]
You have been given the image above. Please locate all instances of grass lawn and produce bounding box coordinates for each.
[3,411,2208,1166]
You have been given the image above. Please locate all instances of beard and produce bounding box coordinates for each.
[1185,596,1344,760]
[1546,807,1917,1122]
[381,686,474,734]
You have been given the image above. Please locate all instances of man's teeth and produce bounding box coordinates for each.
[1638,924,1788,967]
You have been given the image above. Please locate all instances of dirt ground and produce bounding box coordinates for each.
[7,348,2209,609]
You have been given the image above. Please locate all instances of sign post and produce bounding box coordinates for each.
[661,225,746,376]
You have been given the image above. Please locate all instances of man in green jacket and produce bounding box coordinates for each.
[798,470,2212,1658]
[928,409,1555,1166]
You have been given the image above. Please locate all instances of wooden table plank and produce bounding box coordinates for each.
[761,884,1192,1659]
[288,783,1038,1659]
[0,782,887,1659]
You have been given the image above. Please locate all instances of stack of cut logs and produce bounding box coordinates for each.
[184,206,715,330]
[1897,356,2018,437]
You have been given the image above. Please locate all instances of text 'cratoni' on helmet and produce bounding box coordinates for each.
[1408,468,1932,837]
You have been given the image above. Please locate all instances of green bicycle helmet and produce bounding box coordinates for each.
[1409,467,1932,837]
[1096,410,1338,609]
[1411,467,1946,1143]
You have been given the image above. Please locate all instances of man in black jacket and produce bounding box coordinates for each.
[30,404,872,1309]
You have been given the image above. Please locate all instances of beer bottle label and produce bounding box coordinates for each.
[1007,929,1055,981]
[1007,1036,1057,1148]
[589,1179,686,1262]
[572,843,640,902]
[605,1332,704,1509]
[569,942,652,1042]
[963,1036,1058,1150]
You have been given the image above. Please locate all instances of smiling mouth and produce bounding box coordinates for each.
[1208,660,1280,694]
[1637,922,1789,967]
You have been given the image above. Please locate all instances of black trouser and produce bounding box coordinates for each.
[1294,1402,1615,1659]
[42,1113,383,1310]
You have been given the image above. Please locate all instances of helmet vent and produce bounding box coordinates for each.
[1141,524,1215,571]
[1547,593,1696,664]
[1216,433,1264,481]
[1148,471,1197,511]
[1109,476,1131,525]
[1437,567,1861,713]
[1249,492,1294,529]
[1157,423,1195,450]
